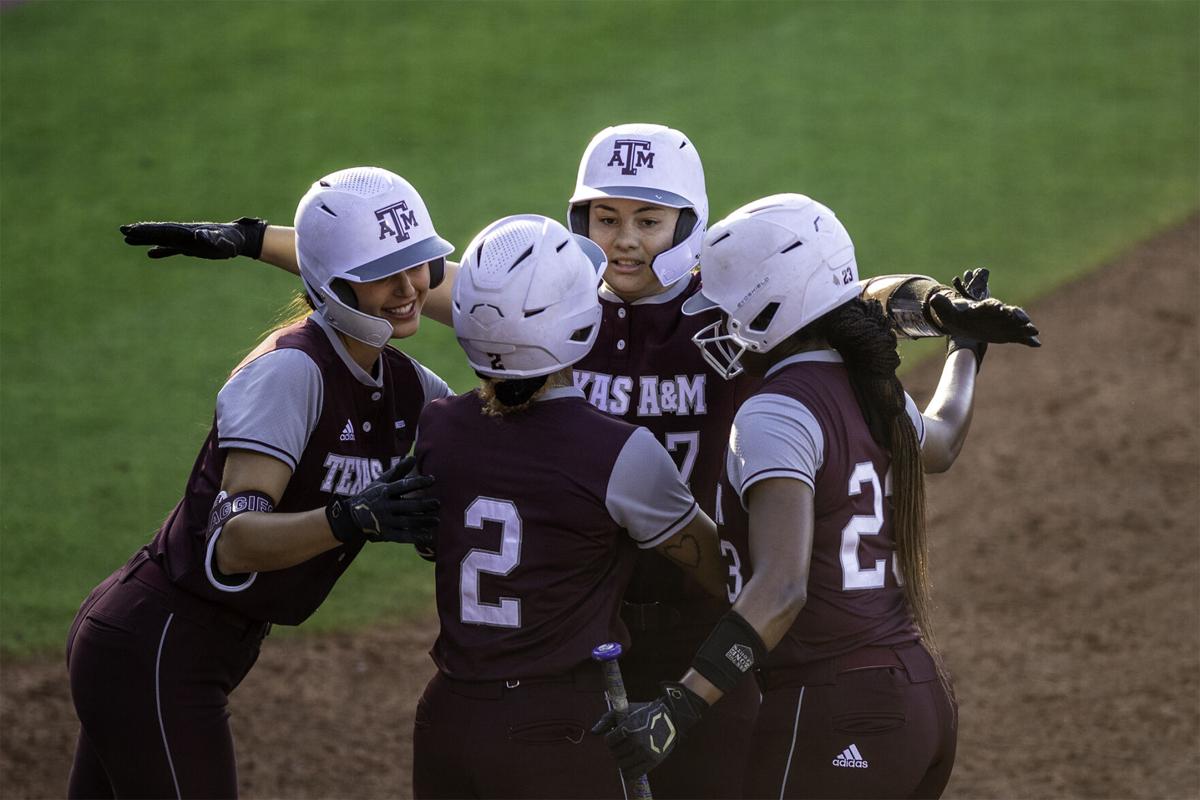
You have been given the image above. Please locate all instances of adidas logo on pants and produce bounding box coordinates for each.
[832,743,869,769]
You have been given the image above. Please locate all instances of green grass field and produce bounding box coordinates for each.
[1,1,1196,656]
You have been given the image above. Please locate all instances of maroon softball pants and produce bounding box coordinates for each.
[66,553,267,799]
[744,643,957,800]
[413,669,627,799]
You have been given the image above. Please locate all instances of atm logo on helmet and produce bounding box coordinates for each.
[607,139,655,175]
[376,200,420,243]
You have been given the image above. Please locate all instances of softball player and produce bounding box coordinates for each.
[595,194,1001,799]
[121,125,1039,799]
[68,167,449,798]
[411,214,726,799]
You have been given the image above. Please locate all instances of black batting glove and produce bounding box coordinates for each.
[943,268,990,371]
[590,682,708,780]
[926,267,1041,349]
[325,456,439,549]
[120,217,268,260]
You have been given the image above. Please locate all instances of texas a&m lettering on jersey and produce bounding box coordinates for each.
[573,370,708,417]
[319,454,402,496]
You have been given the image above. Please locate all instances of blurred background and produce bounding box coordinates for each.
[1,0,1196,656]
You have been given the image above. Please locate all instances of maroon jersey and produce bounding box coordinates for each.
[718,353,920,666]
[575,273,754,607]
[148,316,429,625]
[415,387,698,681]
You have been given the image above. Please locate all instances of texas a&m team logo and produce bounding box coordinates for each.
[607,139,655,175]
[376,200,420,243]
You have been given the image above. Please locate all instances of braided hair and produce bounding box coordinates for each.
[798,298,954,705]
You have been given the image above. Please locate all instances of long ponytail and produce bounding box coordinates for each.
[813,299,955,706]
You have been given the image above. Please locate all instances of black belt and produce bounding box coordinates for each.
[441,662,605,699]
[121,549,270,641]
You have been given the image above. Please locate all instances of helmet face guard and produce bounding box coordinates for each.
[295,167,454,347]
[567,123,708,286]
[692,317,750,380]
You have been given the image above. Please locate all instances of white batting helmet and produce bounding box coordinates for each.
[295,167,454,347]
[454,215,605,379]
[567,123,708,287]
[682,194,860,379]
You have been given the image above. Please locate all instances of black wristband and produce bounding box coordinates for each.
[947,337,986,373]
[233,217,268,259]
[690,610,769,693]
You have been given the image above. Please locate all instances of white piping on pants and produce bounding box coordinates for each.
[779,686,806,800]
[155,612,181,799]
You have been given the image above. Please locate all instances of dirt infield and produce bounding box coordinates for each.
[3,218,1197,798]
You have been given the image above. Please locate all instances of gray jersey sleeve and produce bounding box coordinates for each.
[413,360,454,404]
[606,427,700,549]
[216,349,323,471]
[728,393,823,507]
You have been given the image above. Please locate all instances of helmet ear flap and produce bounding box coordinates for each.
[672,207,698,248]
[429,257,446,289]
[330,278,360,310]
[568,204,591,237]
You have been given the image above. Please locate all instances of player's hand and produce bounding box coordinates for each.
[927,267,1041,348]
[120,217,268,260]
[590,682,708,779]
[325,456,439,548]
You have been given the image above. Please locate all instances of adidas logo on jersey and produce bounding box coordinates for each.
[832,744,868,769]
[339,420,356,442]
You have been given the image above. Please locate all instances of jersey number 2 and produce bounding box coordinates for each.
[460,497,522,628]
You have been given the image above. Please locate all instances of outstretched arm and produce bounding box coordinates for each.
[862,269,1040,347]
[259,225,300,274]
[919,349,977,474]
[120,219,458,326]
[917,267,1009,473]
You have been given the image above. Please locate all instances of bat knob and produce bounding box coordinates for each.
[591,642,623,662]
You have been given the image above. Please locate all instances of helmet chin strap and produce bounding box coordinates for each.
[319,279,394,348]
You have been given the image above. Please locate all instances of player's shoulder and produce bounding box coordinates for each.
[227,342,322,391]
[383,346,453,402]
[231,318,317,374]
[762,353,850,392]
[417,387,479,424]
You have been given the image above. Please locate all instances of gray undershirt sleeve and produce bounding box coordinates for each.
[413,360,454,404]
[216,349,324,471]
[727,394,823,509]
[606,427,700,549]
